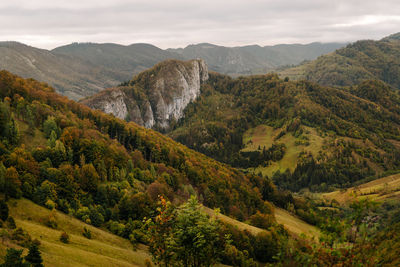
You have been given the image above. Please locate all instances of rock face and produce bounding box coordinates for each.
[81,59,209,129]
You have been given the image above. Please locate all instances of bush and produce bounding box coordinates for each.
[2,248,25,267]
[82,227,92,239]
[11,227,32,247]
[6,216,16,229]
[0,200,9,221]
[249,211,275,230]
[43,211,58,229]
[60,232,69,243]
[45,199,56,210]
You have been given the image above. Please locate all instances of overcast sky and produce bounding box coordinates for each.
[1,0,400,49]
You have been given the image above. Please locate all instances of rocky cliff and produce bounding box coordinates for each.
[81,59,209,129]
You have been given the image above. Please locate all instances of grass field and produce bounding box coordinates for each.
[203,205,320,239]
[274,208,320,239]
[1,199,151,267]
[202,206,266,236]
[322,173,400,204]
[16,119,47,150]
[242,125,325,177]
[277,63,309,81]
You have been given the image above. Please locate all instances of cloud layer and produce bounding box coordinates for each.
[1,0,400,49]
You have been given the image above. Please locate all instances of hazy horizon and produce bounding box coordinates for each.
[1,0,399,50]
[0,39,353,51]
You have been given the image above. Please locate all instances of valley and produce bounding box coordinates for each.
[1,31,400,266]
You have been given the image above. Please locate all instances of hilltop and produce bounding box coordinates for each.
[279,32,400,89]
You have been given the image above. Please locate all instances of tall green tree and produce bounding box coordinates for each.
[146,196,175,267]
[1,248,27,267]
[0,200,8,221]
[42,117,59,139]
[147,196,225,267]
[25,242,44,267]
[172,196,224,267]
[4,167,21,199]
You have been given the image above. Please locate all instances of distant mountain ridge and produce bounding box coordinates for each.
[168,42,345,75]
[52,42,184,78]
[0,41,125,100]
[0,40,345,100]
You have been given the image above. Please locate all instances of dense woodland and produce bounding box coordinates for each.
[1,69,400,265]
[300,33,400,88]
[169,72,400,191]
[0,70,299,265]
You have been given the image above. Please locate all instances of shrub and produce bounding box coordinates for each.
[6,216,16,229]
[0,200,9,221]
[60,232,69,243]
[249,211,276,230]
[11,227,32,247]
[43,211,58,229]
[82,227,92,239]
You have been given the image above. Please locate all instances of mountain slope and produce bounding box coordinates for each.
[1,198,150,267]
[0,42,125,100]
[52,42,184,78]
[168,73,400,191]
[168,42,345,75]
[279,33,400,89]
[2,69,325,265]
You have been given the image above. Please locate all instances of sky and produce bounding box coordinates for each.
[1,0,400,50]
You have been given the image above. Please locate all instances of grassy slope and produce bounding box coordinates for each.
[16,119,47,150]
[202,206,265,236]
[1,199,151,267]
[277,62,309,81]
[203,206,320,239]
[242,125,325,177]
[274,208,320,239]
[322,173,400,204]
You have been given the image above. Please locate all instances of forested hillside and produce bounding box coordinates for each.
[279,33,400,89]
[169,73,400,191]
[0,70,300,265]
[1,67,400,266]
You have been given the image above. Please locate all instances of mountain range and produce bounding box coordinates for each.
[0,41,345,100]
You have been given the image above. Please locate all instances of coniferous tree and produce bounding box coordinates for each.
[1,248,27,267]
[0,200,9,221]
[25,242,44,267]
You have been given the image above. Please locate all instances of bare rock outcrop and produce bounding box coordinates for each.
[81,59,208,129]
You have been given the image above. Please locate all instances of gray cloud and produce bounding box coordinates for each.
[1,0,399,49]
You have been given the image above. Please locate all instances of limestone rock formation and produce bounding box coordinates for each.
[81,59,209,129]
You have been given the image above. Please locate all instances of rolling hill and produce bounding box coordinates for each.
[279,32,400,89]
